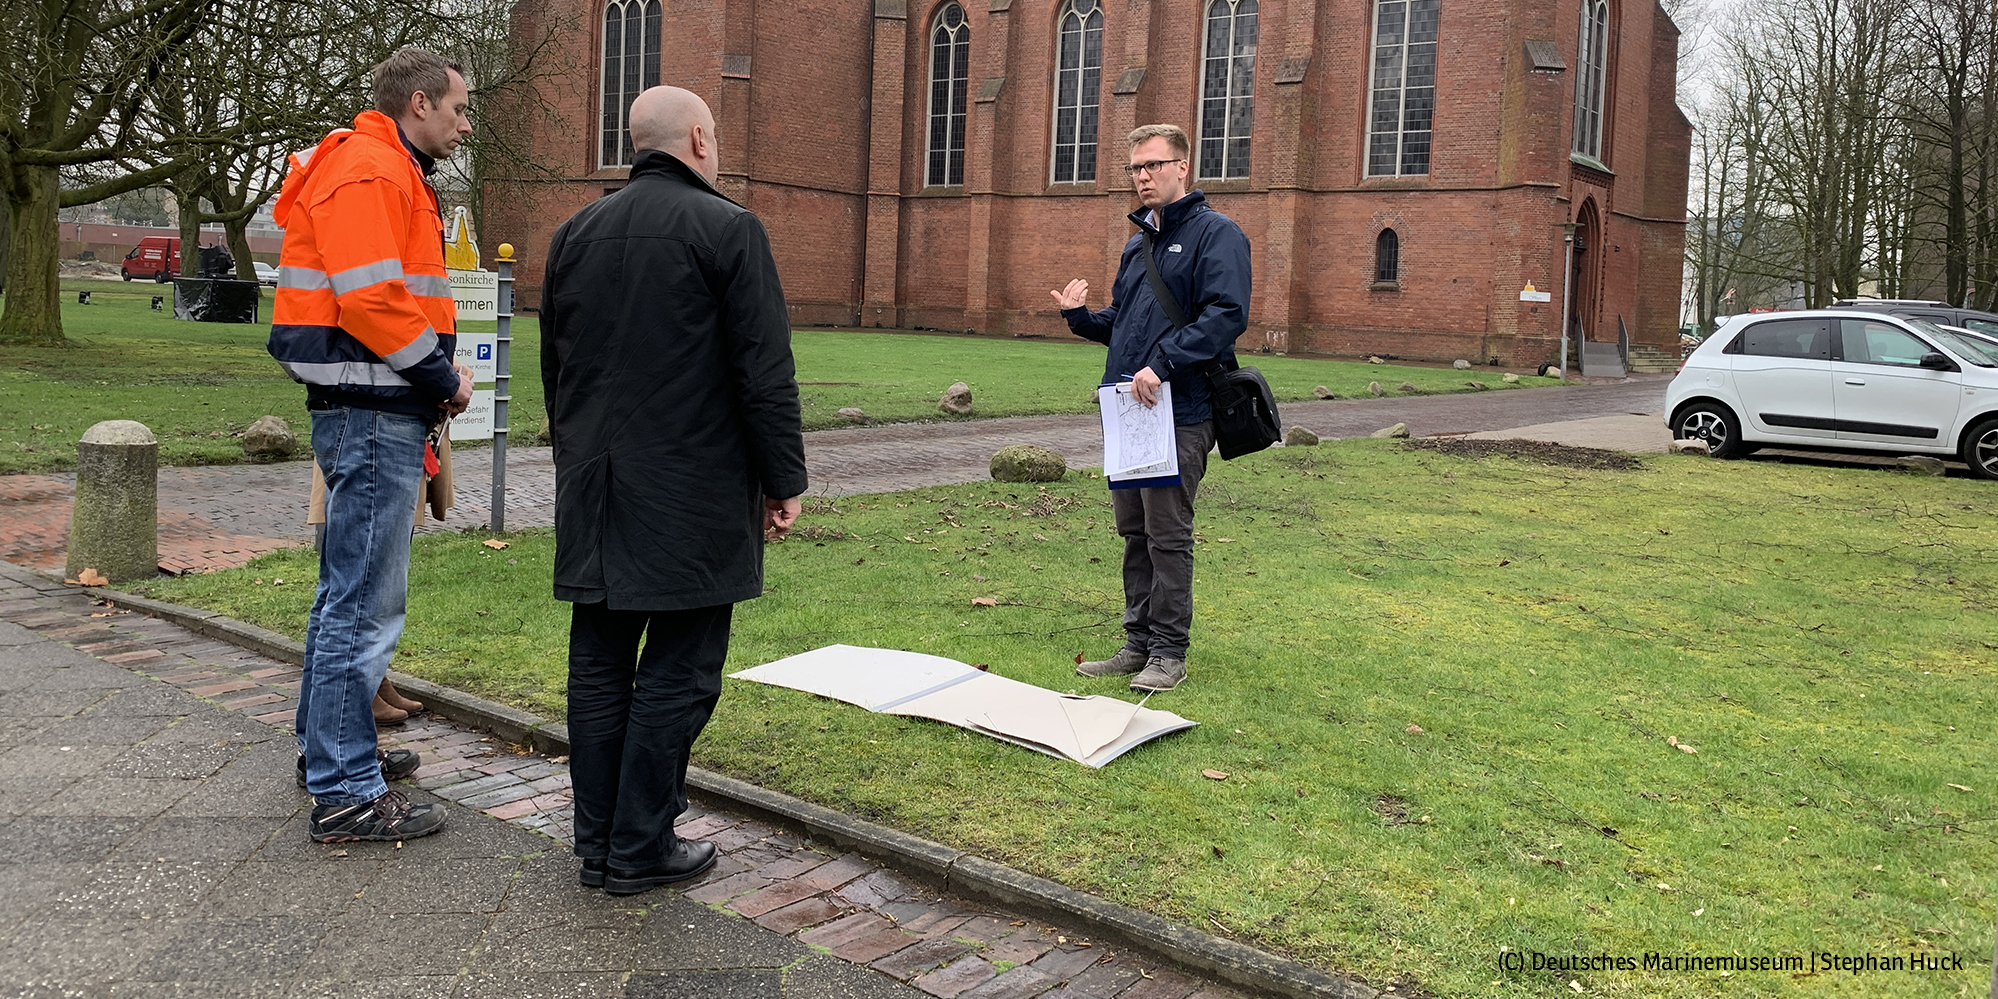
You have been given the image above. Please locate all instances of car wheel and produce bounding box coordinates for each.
[1961,417,1998,480]
[1674,402,1746,458]
[120,268,131,281]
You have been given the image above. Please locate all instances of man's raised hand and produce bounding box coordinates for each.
[1050,278,1089,311]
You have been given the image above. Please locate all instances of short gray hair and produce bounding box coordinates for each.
[1128,124,1190,159]
[372,47,465,116]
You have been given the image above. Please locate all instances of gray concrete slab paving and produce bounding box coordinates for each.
[0,560,1260,999]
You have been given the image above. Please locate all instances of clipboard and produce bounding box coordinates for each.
[1098,381,1181,490]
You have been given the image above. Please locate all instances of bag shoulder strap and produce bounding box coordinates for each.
[1138,230,1194,330]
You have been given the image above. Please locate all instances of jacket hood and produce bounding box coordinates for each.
[272,111,408,229]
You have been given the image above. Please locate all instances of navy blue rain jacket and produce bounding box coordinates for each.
[1061,191,1251,424]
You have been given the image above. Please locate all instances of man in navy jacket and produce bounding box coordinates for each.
[1052,123,1251,692]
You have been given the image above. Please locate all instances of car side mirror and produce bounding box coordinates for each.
[1919,352,1956,370]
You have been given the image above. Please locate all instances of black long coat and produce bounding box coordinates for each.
[541,151,808,611]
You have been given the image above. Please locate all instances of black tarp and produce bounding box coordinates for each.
[172,278,260,323]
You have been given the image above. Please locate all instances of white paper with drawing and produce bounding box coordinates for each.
[730,644,1197,767]
[1097,381,1177,480]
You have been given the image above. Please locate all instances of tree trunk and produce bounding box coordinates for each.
[0,190,11,296]
[225,218,258,295]
[176,186,202,279]
[0,165,66,346]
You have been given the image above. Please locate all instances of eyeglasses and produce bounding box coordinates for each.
[1124,158,1185,177]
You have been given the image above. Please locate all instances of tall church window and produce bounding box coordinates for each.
[1051,0,1103,184]
[1197,0,1257,180]
[1366,0,1439,177]
[1375,228,1400,283]
[1572,0,1609,161]
[927,4,971,187]
[599,0,661,169]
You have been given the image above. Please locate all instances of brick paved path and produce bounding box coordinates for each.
[1,379,1668,574]
[0,558,1256,999]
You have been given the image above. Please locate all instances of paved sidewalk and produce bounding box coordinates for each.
[1464,413,1671,453]
[0,559,1257,999]
[1,380,1666,575]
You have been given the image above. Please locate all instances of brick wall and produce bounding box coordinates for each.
[488,0,1690,365]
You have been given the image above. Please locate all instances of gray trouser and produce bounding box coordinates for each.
[1109,421,1215,661]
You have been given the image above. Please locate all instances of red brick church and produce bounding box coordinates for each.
[492,0,1690,369]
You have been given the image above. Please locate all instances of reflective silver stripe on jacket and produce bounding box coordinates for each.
[328,259,407,296]
[278,266,332,291]
[380,327,440,370]
[405,274,452,298]
[278,360,411,387]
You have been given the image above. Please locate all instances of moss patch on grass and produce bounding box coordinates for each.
[140,439,1996,998]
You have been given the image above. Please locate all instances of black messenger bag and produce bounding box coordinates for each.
[1138,232,1281,460]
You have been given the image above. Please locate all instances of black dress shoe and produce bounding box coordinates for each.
[604,840,718,896]
[580,857,607,888]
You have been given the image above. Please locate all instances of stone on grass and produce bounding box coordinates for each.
[1370,423,1410,439]
[1367,355,1385,364]
[1897,455,1946,476]
[1398,381,1419,393]
[1312,385,1334,399]
[1465,381,1490,391]
[1453,359,1472,370]
[837,407,868,424]
[939,382,974,415]
[67,420,158,584]
[1284,426,1320,447]
[1669,439,1710,455]
[990,445,1067,482]
[1502,372,1521,384]
[1368,381,1384,397]
[240,415,296,458]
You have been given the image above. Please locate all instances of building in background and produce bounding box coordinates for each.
[491,0,1690,369]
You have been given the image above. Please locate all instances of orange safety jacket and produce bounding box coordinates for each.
[267,110,458,418]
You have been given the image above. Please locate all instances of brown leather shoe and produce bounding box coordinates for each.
[378,678,425,714]
[372,695,408,727]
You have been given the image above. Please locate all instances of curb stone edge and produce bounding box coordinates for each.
[82,581,1376,999]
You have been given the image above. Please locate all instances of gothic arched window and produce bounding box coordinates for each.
[1375,228,1400,283]
[1366,0,1439,177]
[1197,0,1257,180]
[927,4,971,187]
[1572,0,1609,160]
[1051,0,1103,184]
[599,0,662,169]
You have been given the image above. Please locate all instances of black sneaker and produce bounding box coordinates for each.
[580,857,607,888]
[297,749,422,788]
[309,789,447,843]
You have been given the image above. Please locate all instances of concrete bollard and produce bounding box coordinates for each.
[66,420,158,584]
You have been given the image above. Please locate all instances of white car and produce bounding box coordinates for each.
[1666,309,1998,478]
[253,261,279,286]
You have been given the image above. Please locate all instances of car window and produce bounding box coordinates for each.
[1840,319,1932,366]
[1963,317,1998,336]
[1926,328,1998,367]
[1736,319,1829,358]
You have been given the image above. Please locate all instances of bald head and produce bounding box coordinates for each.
[629,87,719,183]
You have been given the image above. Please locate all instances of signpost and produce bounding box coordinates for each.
[439,207,512,532]
[492,244,514,533]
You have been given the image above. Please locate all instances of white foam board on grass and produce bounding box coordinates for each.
[730,644,1196,768]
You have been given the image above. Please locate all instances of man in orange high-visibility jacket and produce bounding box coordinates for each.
[268,46,473,844]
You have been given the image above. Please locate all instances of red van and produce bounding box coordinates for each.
[121,236,180,282]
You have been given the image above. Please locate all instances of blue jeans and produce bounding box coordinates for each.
[297,406,427,805]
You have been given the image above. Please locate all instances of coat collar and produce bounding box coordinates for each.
[1128,190,1209,236]
[630,149,739,205]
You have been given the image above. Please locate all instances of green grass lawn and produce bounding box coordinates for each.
[142,441,1998,998]
[0,280,518,474]
[1,280,1556,473]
